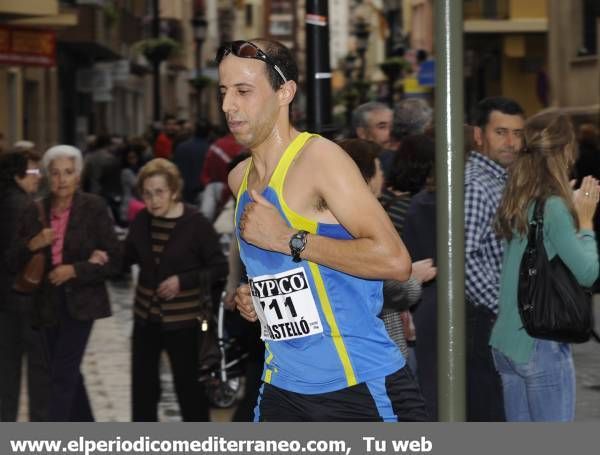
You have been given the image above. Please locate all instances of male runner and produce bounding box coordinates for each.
[219,39,427,421]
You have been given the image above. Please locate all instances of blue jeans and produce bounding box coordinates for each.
[492,340,575,421]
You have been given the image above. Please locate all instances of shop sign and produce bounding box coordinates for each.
[0,26,56,67]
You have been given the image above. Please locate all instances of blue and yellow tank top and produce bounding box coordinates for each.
[235,132,405,394]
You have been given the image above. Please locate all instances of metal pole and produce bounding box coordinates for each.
[196,40,203,119]
[152,0,161,122]
[435,0,465,421]
[305,0,333,135]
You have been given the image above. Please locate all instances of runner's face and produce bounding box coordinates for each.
[218,55,280,149]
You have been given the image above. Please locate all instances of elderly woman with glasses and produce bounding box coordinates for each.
[0,150,51,421]
[123,158,226,421]
[35,145,121,421]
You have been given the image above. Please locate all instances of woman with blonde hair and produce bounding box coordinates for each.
[123,158,226,421]
[491,113,600,421]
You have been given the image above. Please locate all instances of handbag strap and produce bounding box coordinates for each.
[528,199,545,246]
[35,200,47,227]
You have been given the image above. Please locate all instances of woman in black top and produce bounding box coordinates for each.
[0,150,51,421]
[124,158,226,421]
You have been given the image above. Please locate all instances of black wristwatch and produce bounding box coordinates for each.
[289,230,309,262]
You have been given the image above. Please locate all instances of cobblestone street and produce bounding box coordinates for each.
[18,273,234,422]
[80,275,235,422]
[18,280,600,422]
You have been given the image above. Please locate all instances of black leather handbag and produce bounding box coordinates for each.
[518,199,596,344]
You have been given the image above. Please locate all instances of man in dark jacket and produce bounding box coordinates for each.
[172,120,211,204]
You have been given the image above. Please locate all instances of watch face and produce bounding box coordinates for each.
[291,237,304,249]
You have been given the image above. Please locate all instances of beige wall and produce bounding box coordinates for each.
[0,0,57,16]
[0,66,58,151]
[548,0,600,111]
[501,35,546,116]
[160,0,185,20]
[410,0,433,54]
[509,0,546,19]
[0,67,23,147]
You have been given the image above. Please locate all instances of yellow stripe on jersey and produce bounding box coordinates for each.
[308,262,357,387]
[264,369,273,384]
[264,343,275,384]
[271,132,358,387]
[234,159,253,252]
[265,342,274,365]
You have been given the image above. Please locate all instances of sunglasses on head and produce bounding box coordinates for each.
[216,40,288,84]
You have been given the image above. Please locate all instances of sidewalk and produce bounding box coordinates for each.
[82,276,235,422]
[572,297,600,421]
[18,275,234,422]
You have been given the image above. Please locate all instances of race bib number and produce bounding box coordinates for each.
[249,267,323,341]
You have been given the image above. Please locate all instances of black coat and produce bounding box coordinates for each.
[36,192,121,324]
[0,186,41,309]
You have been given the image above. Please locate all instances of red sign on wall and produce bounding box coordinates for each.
[0,26,56,67]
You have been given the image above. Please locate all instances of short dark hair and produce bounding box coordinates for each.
[0,151,28,192]
[20,149,41,163]
[474,96,525,128]
[93,134,112,150]
[194,118,211,137]
[251,38,299,91]
[337,139,381,182]
[389,134,435,194]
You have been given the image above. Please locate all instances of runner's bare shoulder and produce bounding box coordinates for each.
[297,136,361,179]
[295,136,349,168]
[228,156,252,196]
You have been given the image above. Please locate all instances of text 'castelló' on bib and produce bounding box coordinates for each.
[249,267,324,341]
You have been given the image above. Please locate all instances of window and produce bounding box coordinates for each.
[581,0,600,55]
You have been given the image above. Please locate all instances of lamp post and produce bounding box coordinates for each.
[380,54,406,107]
[354,17,370,102]
[343,53,357,129]
[191,14,208,119]
[152,0,161,122]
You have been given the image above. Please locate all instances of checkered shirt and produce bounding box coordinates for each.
[464,151,508,314]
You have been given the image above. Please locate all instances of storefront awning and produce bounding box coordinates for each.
[6,12,77,28]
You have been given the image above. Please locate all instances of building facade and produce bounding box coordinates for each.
[0,0,76,152]
[548,0,599,124]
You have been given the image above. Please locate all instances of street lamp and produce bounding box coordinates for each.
[343,54,358,129]
[353,17,371,102]
[191,14,208,117]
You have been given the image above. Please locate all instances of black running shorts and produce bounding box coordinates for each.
[254,366,428,422]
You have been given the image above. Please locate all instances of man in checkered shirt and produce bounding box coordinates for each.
[465,97,525,421]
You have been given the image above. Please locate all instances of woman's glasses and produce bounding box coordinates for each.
[25,168,41,176]
[216,41,287,84]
